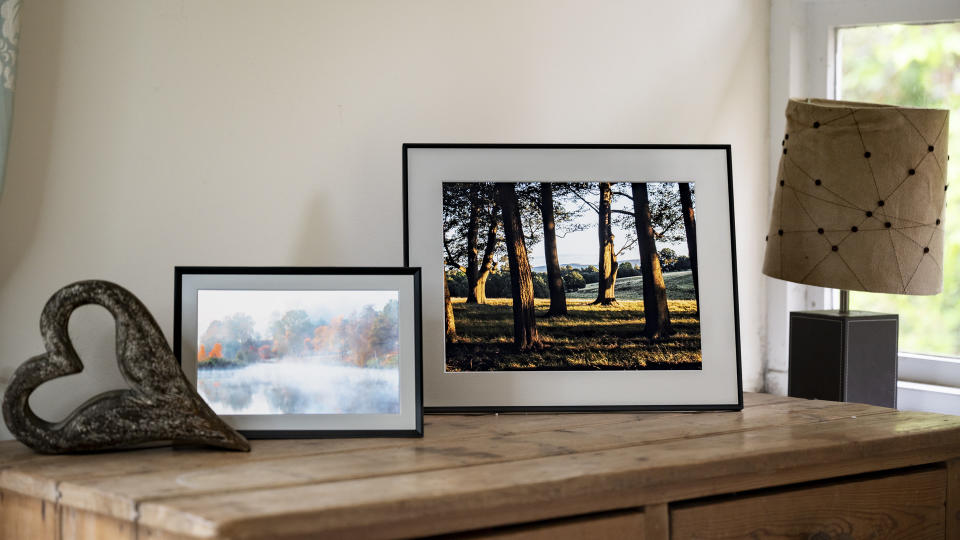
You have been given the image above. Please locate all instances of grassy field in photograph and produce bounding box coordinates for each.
[446,288,701,371]
[566,271,696,301]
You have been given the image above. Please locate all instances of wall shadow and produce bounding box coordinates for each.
[0,0,65,290]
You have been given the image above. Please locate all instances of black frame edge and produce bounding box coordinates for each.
[425,403,742,413]
[403,144,411,267]
[724,146,745,411]
[173,267,184,367]
[240,429,421,439]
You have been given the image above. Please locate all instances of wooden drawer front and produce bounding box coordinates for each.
[451,509,646,539]
[670,468,946,539]
[0,490,58,540]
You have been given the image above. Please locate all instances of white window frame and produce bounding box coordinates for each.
[767,0,960,412]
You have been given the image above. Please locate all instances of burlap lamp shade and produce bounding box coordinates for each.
[763,98,950,295]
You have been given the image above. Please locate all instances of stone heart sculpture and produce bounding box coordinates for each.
[2,280,250,453]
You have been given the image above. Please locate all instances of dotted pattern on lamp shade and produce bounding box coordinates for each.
[762,98,950,295]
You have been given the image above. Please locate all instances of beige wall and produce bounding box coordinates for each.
[0,0,769,438]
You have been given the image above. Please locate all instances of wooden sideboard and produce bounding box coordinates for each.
[1,393,959,539]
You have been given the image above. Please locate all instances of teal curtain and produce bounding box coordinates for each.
[0,0,18,198]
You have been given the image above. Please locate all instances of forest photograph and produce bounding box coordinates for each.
[442,181,701,371]
[195,289,401,415]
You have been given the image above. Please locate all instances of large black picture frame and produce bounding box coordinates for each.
[175,266,423,438]
[403,144,742,412]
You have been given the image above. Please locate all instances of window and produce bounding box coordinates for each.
[838,22,960,359]
[836,21,960,415]
[768,0,960,413]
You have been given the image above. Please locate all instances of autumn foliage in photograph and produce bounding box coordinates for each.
[197,301,400,370]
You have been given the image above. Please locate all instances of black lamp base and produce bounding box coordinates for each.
[787,310,898,408]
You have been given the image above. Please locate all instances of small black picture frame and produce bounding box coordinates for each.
[175,266,422,438]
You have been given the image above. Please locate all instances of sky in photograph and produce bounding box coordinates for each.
[197,290,398,338]
[523,183,691,268]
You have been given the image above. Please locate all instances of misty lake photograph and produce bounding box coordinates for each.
[195,289,401,415]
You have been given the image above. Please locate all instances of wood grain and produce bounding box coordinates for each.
[0,442,53,469]
[670,467,946,539]
[0,406,663,502]
[643,503,669,540]
[136,525,199,540]
[947,459,960,539]
[0,394,955,540]
[60,505,134,540]
[55,399,882,521]
[0,392,789,490]
[136,411,960,538]
[0,489,58,540]
[455,509,646,540]
[0,393,786,473]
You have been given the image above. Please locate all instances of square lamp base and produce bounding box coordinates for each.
[788,310,898,408]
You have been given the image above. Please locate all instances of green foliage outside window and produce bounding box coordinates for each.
[839,22,960,356]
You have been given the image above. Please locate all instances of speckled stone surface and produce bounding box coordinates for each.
[1,280,250,453]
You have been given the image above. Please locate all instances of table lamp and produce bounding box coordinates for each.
[763,98,949,407]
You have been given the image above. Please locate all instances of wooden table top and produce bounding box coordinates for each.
[2,393,960,539]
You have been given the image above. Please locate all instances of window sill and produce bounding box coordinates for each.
[898,381,960,416]
[896,353,960,415]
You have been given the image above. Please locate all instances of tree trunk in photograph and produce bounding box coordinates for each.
[444,270,456,341]
[465,185,482,304]
[678,182,699,311]
[632,183,673,340]
[472,203,499,304]
[495,183,541,350]
[540,183,567,316]
[593,182,618,305]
